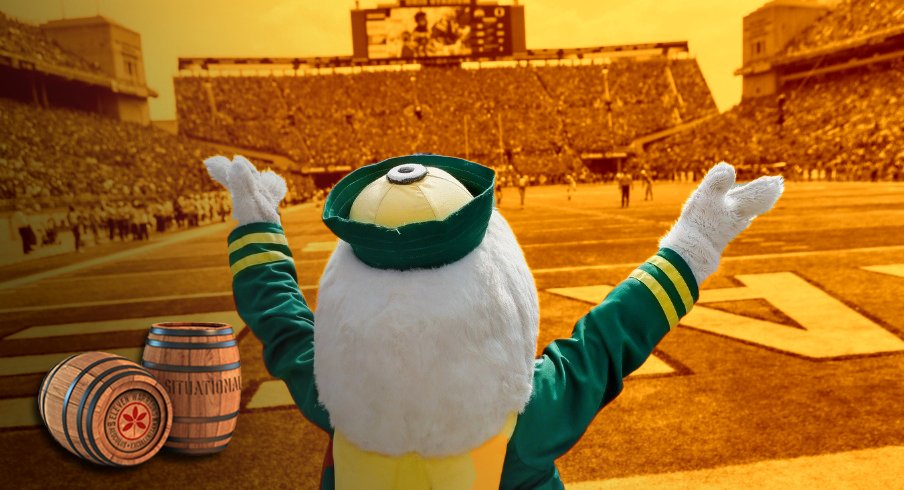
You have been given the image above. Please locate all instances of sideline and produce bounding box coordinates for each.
[0,204,311,290]
[566,445,904,489]
[533,244,904,274]
[0,288,316,315]
[0,223,231,290]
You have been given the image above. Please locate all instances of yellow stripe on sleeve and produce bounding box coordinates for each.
[227,232,289,255]
[647,255,695,315]
[230,251,293,277]
[629,269,680,328]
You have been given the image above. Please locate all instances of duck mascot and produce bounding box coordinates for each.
[204,154,783,489]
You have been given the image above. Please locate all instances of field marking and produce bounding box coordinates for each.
[0,205,316,290]
[246,379,293,409]
[0,397,40,428]
[548,285,756,305]
[550,272,904,359]
[302,241,338,253]
[533,245,904,274]
[0,347,141,377]
[31,258,330,284]
[631,356,674,376]
[522,236,663,249]
[0,292,232,314]
[0,287,317,315]
[4,311,245,340]
[0,223,231,290]
[780,245,810,251]
[861,264,904,278]
[567,445,904,489]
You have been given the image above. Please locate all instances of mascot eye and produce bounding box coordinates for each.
[387,164,428,184]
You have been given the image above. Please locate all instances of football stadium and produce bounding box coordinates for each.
[0,0,903,488]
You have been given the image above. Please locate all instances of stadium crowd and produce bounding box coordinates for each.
[646,59,904,182]
[783,0,904,56]
[0,96,225,206]
[175,57,716,177]
[0,12,101,75]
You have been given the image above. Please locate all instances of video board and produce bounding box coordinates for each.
[356,5,518,59]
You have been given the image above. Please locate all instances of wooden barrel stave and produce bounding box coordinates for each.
[39,352,172,466]
[142,322,241,455]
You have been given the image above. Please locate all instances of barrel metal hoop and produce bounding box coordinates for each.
[87,370,158,466]
[166,432,234,444]
[40,353,80,420]
[141,360,241,372]
[149,327,234,337]
[76,364,142,465]
[63,356,129,463]
[172,411,240,424]
[166,443,230,454]
[145,339,237,349]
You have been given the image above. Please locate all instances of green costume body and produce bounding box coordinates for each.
[228,222,699,489]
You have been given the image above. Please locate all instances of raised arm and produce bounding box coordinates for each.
[503,163,783,487]
[206,155,330,432]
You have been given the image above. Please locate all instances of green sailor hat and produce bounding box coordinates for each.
[322,154,496,270]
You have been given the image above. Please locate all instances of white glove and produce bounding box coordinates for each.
[660,162,783,285]
[204,155,287,226]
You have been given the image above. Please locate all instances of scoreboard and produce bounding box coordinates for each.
[351,2,526,60]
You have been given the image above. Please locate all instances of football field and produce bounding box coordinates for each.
[1,180,903,489]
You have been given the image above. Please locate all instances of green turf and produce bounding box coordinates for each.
[1,181,903,488]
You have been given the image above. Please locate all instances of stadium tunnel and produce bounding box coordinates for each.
[581,150,632,176]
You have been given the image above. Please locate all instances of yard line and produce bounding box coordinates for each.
[0,223,231,290]
[532,245,904,274]
[5,311,244,340]
[0,347,141,377]
[246,380,293,409]
[521,236,662,249]
[0,204,313,290]
[0,286,318,315]
[861,264,904,278]
[302,241,338,253]
[0,397,40,428]
[540,204,670,227]
[780,245,811,251]
[567,445,904,490]
[39,258,330,283]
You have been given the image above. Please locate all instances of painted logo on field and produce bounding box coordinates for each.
[550,271,904,360]
[105,390,161,452]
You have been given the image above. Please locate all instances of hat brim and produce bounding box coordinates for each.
[322,154,496,270]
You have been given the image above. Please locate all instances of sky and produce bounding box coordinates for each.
[0,0,774,120]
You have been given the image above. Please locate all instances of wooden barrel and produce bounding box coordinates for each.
[141,322,241,455]
[38,351,172,466]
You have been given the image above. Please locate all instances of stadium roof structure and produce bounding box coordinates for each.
[41,14,138,36]
[737,24,904,77]
[0,12,156,99]
[177,41,690,72]
[736,0,904,79]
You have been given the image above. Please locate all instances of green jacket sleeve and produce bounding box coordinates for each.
[227,222,331,432]
[502,248,699,488]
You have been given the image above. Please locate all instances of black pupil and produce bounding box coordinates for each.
[399,167,414,174]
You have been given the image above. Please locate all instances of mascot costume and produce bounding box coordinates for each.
[204,154,783,489]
